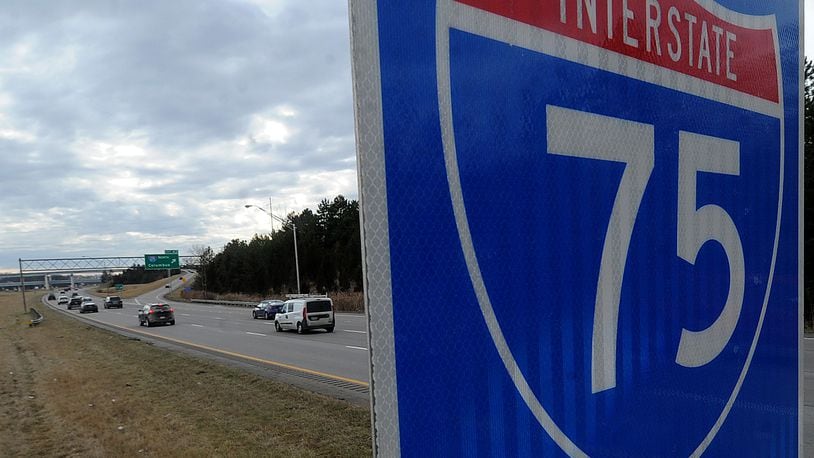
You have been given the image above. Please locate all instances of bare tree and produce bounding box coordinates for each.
[190,244,214,298]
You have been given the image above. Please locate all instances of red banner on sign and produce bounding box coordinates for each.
[455,0,778,102]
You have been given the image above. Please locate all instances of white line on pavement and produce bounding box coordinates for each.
[180,313,191,316]
[189,324,204,328]
[343,330,366,334]
[246,332,266,337]
[345,346,368,351]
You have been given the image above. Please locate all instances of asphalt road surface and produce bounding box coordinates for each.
[45,286,814,451]
[44,285,370,392]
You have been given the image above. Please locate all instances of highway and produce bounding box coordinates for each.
[42,283,371,403]
[43,284,814,448]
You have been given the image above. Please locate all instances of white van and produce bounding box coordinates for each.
[274,297,334,334]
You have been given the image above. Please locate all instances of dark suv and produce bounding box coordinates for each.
[138,303,175,327]
[67,296,83,310]
[252,300,284,320]
[104,296,123,309]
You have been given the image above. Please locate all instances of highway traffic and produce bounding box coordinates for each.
[42,283,371,394]
[42,282,814,448]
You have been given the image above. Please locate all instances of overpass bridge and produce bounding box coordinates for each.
[13,255,200,310]
[0,277,101,290]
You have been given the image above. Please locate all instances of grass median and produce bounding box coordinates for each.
[0,292,371,457]
[95,276,181,299]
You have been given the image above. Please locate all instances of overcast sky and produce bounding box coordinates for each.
[0,2,810,273]
[0,0,356,272]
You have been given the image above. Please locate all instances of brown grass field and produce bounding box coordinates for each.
[0,292,371,457]
[95,276,182,299]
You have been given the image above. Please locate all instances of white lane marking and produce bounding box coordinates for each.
[246,332,267,337]
[180,313,191,316]
[189,324,204,328]
[135,298,141,305]
[214,317,224,320]
[343,330,366,334]
[346,346,368,351]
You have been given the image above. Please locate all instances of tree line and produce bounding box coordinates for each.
[194,195,362,296]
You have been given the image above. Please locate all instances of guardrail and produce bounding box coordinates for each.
[29,307,44,327]
[185,295,331,309]
[188,299,257,308]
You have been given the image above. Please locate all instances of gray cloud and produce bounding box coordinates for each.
[0,0,357,271]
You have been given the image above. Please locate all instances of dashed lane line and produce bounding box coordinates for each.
[246,332,267,337]
[43,296,369,388]
[345,346,368,351]
[343,330,366,334]
[64,316,369,387]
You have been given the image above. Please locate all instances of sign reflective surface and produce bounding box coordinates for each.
[352,1,801,456]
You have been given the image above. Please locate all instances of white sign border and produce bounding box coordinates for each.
[349,0,401,456]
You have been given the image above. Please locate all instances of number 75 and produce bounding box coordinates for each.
[546,105,745,394]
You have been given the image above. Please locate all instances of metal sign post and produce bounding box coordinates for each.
[351,0,801,456]
[18,258,27,312]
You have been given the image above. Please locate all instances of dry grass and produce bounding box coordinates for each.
[0,292,371,457]
[167,290,365,313]
[94,276,182,299]
[326,292,364,313]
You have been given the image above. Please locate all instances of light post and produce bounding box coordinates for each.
[245,203,301,294]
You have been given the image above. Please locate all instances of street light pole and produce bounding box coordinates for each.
[245,203,301,294]
[292,222,300,294]
[268,196,274,233]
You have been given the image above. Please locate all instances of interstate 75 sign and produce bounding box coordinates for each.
[351,0,801,456]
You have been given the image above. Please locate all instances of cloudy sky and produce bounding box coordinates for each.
[0,0,356,272]
[0,2,810,273]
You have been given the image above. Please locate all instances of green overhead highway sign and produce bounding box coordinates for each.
[144,253,179,270]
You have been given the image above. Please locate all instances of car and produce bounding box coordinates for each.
[104,296,123,309]
[71,292,79,297]
[57,296,69,306]
[67,296,83,310]
[138,303,175,327]
[79,297,98,314]
[47,293,56,300]
[252,300,284,320]
[274,296,334,334]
